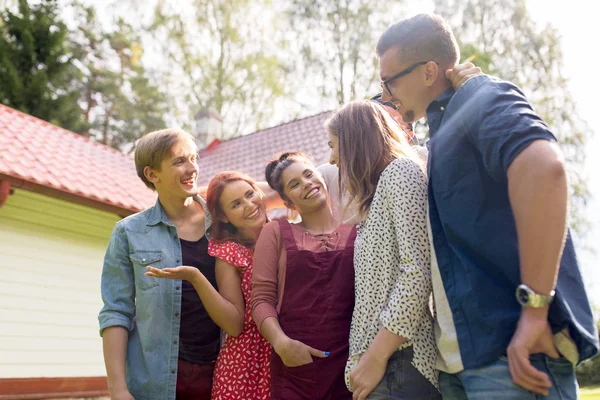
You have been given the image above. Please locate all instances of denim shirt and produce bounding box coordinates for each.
[426,75,599,369]
[98,196,212,400]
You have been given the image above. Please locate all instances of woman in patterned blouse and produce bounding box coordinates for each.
[146,171,272,400]
[325,100,441,400]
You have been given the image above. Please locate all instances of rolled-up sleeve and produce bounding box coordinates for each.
[378,159,431,341]
[98,222,135,336]
[469,81,557,181]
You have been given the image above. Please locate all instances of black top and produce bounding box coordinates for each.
[178,236,220,364]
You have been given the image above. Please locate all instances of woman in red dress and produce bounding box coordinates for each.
[147,171,272,399]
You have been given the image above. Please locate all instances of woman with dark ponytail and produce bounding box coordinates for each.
[251,152,356,400]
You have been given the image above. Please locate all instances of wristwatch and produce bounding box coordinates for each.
[515,284,555,307]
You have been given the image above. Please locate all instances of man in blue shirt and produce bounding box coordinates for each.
[375,13,598,399]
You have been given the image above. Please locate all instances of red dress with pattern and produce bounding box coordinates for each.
[208,239,272,400]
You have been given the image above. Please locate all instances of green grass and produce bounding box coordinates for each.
[581,386,600,400]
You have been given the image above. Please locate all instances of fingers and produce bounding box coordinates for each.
[507,348,552,395]
[144,265,160,277]
[446,62,482,90]
[144,265,171,278]
[351,384,368,400]
[445,61,474,79]
[531,325,561,358]
[307,345,330,359]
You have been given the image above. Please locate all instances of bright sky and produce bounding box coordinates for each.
[525,0,600,308]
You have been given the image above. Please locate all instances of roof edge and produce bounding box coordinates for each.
[0,104,128,157]
[201,110,334,150]
[0,174,144,217]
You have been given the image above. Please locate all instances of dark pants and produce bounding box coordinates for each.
[176,358,214,400]
[367,347,441,400]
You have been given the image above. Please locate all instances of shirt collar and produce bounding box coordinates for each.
[146,195,212,234]
[427,87,455,137]
[428,87,454,113]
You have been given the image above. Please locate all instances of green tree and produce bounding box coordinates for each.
[433,0,592,234]
[149,0,287,138]
[0,0,86,132]
[285,0,408,110]
[68,3,167,148]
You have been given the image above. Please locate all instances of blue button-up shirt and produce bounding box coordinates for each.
[427,74,599,369]
[98,197,212,400]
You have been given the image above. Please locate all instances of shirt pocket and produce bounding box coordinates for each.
[130,251,163,291]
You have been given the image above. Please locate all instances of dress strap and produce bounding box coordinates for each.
[277,219,298,252]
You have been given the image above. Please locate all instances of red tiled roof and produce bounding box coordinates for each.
[0,104,156,215]
[0,104,333,215]
[197,111,333,184]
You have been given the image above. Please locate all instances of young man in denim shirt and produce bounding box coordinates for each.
[99,129,219,400]
[369,13,599,400]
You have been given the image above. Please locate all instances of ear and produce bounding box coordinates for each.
[218,215,229,224]
[144,166,160,185]
[424,61,440,87]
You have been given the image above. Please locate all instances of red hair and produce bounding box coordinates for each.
[206,171,264,247]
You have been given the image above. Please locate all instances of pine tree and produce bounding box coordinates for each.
[0,0,86,132]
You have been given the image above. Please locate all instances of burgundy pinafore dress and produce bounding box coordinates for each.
[270,219,356,400]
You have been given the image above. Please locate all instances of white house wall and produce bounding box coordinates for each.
[0,189,120,378]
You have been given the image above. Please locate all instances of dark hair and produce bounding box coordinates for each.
[376,14,459,69]
[265,152,312,203]
[206,171,264,247]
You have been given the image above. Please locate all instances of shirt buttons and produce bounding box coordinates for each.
[176,259,181,263]
[173,340,177,344]
[174,235,178,240]
[175,312,180,317]
[440,106,445,111]
[175,286,180,290]
[171,369,176,374]
[142,258,146,263]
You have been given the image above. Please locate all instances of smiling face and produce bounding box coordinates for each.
[218,179,267,233]
[281,161,328,213]
[147,136,200,200]
[379,47,434,123]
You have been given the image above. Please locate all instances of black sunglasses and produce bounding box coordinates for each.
[381,61,428,97]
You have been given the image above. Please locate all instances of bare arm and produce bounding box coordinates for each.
[508,140,567,300]
[506,140,566,395]
[102,327,134,400]
[210,258,245,336]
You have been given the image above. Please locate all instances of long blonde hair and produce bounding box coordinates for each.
[325,100,424,218]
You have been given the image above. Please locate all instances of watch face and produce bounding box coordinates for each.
[517,288,530,304]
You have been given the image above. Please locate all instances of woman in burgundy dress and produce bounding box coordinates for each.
[147,171,272,399]
[251,152,355,400]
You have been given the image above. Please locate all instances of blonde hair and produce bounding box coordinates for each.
[134,128,197,190]
[325,100,423,218]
